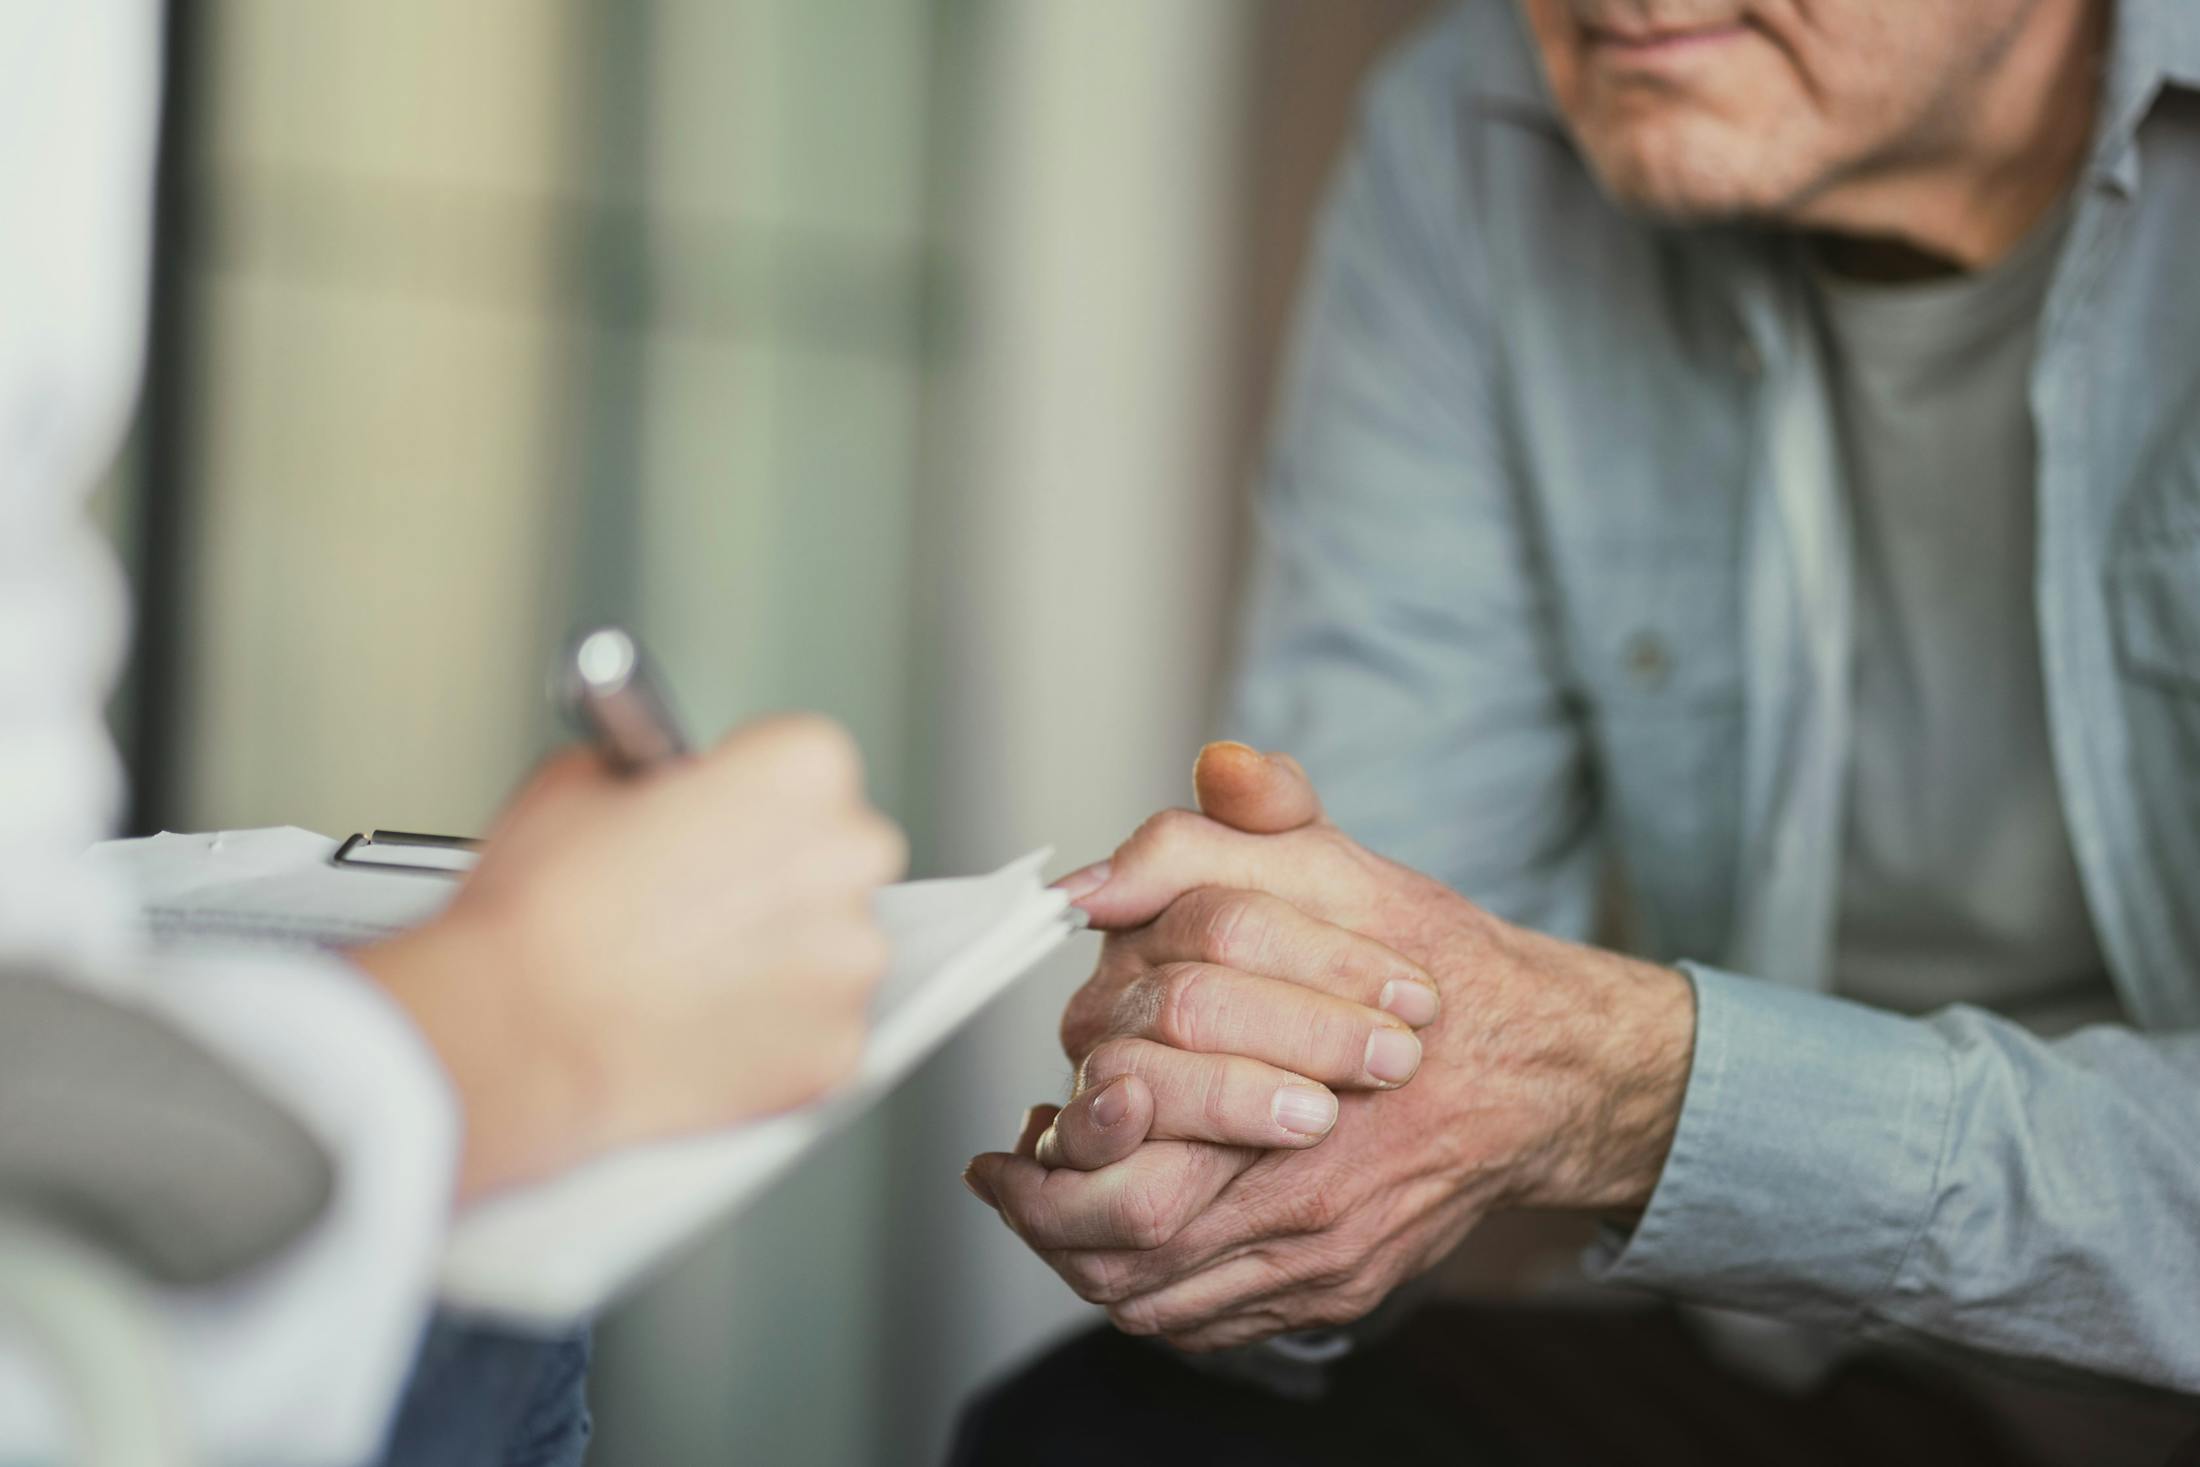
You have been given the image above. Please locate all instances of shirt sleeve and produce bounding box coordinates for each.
[0,5,458,1463]
[1592,964,2200,1395]
[141,952,459,1464]
[1224,27,1600,937]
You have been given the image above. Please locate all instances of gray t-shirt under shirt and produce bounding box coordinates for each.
[1814,214,2119,1034]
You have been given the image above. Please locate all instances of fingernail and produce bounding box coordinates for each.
[1052,860,1112,903]
[1379,979,1441,1027]
[1272,1084,1340,1136]
[962,1167,999,1207]
[1364,1027,1423,1085]
[1090,1077,1131,1129]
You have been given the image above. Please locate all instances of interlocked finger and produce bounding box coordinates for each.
[1113,889,1440,1026]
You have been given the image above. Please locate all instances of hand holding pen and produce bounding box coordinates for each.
[356,627,906,1199]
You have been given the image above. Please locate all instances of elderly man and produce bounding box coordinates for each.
[957,0,2200,1460]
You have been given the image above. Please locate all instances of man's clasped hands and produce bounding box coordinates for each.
[962,741,1701,1352]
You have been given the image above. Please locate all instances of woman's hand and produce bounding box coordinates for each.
[357,714,907,1200]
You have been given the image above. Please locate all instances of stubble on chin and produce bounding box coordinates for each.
[1569,104,1824,223]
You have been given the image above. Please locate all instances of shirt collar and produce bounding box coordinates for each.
[2088,0,2200,195]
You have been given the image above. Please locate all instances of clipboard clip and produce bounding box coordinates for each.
[331,829,481,877]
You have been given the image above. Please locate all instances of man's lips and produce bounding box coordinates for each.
[1582,17,1750,57]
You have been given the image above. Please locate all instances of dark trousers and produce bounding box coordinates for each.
[373,1317,593,1467]
[950,1303,2200,1467]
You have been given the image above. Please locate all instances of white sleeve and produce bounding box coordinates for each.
[142,953,459,1464]
[0,6,458,1464]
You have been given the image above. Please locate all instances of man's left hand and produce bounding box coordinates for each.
[963,743,1698,1351]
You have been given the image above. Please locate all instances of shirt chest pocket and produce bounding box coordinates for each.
[2105,465,2200,1025]
[2113,533,2200,692]
[2109,434,2200,686]
[1562,545,1747,961]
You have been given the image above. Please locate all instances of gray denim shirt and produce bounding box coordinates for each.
[1228,0,2200,1394]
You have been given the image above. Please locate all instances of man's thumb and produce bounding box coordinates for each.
[1193,742,1325,834]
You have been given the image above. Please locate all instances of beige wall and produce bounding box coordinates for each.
[177,4,585,837]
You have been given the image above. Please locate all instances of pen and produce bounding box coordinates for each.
[558,626,691,774]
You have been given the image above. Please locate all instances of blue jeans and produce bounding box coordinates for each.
[374,1317,592,1467]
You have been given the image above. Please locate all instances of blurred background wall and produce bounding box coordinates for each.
[113,1,1438,1461]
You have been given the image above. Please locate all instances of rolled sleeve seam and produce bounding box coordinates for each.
[1591,965,1958,1328]
[1623,961,1730,1269]
[1870,1039,1958,1326]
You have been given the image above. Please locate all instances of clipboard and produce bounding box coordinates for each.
[330,830,480,876]
[84,826,1079,1324]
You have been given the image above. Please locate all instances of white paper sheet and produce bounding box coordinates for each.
[85,829,1078,1327]
[87,827,464,949]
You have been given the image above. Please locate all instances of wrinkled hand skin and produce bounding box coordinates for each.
[964,744,1694,1353]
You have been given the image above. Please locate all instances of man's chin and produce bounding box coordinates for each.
[1575,117,1811,223]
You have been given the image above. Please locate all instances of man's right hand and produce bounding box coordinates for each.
[356,714,907,1201]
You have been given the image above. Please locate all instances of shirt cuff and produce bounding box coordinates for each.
[1587,962,1955,1331]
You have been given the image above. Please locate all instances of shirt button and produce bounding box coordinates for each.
[1624,631,1672,692]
